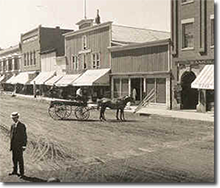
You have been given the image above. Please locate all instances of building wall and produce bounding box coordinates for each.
[41,51,56,72]
[21,26,73,73]
[0,45,21,79]
[110,42,172,109]
[21,27,41,72]
[40,27,72,56]
[171,0,215,110]
[65,24,111,74]
[171,0,214,61]
[111,45,169,73]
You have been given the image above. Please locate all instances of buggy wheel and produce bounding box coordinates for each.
[48,105,60,120]
[75,106,90,120]
[54,103,67,119]
[65,105,72,118]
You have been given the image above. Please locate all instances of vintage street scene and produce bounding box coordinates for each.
[0,0,215,183]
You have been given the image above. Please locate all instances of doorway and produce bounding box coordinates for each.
[181,71,198,109]
[131,78,143,102]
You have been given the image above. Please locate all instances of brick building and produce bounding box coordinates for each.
[171,0,214,112]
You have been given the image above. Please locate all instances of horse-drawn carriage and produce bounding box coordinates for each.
[48,99,96,120]
[48,95,134,121]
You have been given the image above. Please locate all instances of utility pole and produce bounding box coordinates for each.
[84,0,87,19]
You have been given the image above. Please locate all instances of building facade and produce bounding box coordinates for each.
[109,39,172,109]
[0,45,21,80]
[20,25,73,73]
[64,15,170,101]
[171,0,214,112]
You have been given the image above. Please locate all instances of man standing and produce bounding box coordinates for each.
[9,112,27,178]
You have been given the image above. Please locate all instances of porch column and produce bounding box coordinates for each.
[12,58,15,72]
[128,77,131,97]
[119,78,122,97]
[111,77,114,98]
[140,78,143,100]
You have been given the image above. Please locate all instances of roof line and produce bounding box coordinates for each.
[112,24,170,33]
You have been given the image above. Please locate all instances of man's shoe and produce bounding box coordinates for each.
[18,174,25,179]
[8,172,18,176]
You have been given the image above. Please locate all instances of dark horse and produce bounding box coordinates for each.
[97,96,134,121]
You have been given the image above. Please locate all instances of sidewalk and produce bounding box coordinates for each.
[125,106,214,122]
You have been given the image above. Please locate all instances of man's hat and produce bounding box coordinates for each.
[11,112,19,118]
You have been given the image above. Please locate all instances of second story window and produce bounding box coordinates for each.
[27,52,29,66]
[72,55,78,70]
[82,35,87,50]
[24,54,26,66]
[182,19,194,49]
[14,58,18,70]
[33,51,36,65]
[81,54,87,69]
[30,52,33,65]
[211,15,214,47]
[92,53,100,69]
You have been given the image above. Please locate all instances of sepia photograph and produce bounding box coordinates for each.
[0,0,215,184]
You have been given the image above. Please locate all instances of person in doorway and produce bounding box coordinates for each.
[132,88,137,101]
[9,112,27,179]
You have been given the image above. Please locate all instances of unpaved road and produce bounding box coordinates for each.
[0,94,214,183]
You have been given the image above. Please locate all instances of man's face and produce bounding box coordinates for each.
[12,117,18,123]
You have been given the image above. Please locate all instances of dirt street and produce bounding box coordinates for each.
[0,94,214,183]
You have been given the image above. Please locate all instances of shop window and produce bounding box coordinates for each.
[146,78,166,104]
[114,78,120,98]
[121,79,129,97]
[156,78,166,103]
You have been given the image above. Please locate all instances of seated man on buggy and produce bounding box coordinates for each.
[76,87,85,102]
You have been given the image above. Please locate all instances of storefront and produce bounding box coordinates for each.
[72,68,111,101]
[191,65,214,112]
[109,39,172,109]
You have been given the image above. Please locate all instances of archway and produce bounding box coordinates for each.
[181,71,198,109]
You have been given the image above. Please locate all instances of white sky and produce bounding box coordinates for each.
[0,0,171,49]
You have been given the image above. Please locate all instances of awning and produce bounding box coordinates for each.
[55,74,81,87]
[45,75,64,86]
[6,75,16,84]
[0,75,5,82]
[72,68,110,86]
[10,71,36,85]
[191,65,214,90]
[30,71,56,85]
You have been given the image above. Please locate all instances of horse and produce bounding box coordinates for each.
[97,96,134,121]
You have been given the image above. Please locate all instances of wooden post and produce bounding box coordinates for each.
[33,81,36,98]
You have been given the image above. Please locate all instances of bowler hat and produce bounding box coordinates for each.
[11,112,19,118]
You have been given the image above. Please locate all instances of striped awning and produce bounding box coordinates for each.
[0,75,5,82]
[72,68,110,86]
[30,71,56,85]
[45,75,64,86]
[11,71,36,85]
[6,75,16,84]
[191,65,214,90]
[55,74,81,87]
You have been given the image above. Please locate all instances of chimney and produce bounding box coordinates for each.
[95,9,101,24]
